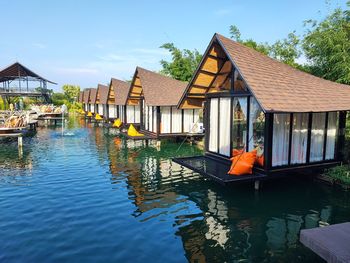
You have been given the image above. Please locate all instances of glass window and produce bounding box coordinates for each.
[291,113,309,164]
[310,113,326,162]
[248,97,265,165]
[272,114,290,166]
[325,112,338,160]
[209,98,218,152]
[219,98,231,156]
[232,97,248,152]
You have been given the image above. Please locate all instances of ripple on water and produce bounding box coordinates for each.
[0,119,348,262]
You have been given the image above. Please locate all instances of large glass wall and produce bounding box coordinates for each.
[291,113,309,164]
[272,114,290,167]
[160,107,171,133]
[310,113,326,162]
[326,112,338,160]
[219,98,231,156]
[248,97,265,166]
[209,98,218,152]
[171,107,182,133]
[232,97,247,151]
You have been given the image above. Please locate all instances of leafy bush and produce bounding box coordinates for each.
[323,165,350,185]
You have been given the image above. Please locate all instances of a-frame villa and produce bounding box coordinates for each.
[88,88,97,114]
[125,67,203,139]
[83,89,91,112]
[174,33,350,185]
[106,78,130,123]
[95,84,109,118]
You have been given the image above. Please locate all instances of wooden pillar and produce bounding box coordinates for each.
[337,111,347,162]
[156,106,161,137]
[264,113,273,171]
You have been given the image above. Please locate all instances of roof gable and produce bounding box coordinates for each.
[179,33,350,113]
[96,84,108,104]
[110,78,130,105]
[128,67,188,106]
[89,88,97,104]
[83,89,91,104]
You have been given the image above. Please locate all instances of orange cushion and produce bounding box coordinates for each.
[228,150,257,176]
[232,148,245,157]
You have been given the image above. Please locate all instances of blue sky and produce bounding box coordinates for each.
[0,0,347,91]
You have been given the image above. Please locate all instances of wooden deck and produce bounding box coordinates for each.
[173,155,266,185]
[300,222,350,263]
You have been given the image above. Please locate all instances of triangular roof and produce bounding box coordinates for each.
[128,67,188,106]
[96,84,109,104]
[83,89,91,104]
[110,78,130,105]
[89,88,97,104]
[0,62,56,84]
[179,33,350,113]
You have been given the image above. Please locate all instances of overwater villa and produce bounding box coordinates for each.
[124,67,204,139]
[82,89,90,112]
[173,33,350,186]
[78,91,84,105]
[95,84,109,118]
[105,78,130,123]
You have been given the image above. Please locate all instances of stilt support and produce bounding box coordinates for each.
[254,180,260,191]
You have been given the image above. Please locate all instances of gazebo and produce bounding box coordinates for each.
[0,62,56,104]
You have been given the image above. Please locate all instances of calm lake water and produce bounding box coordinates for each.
[0,117,349,262]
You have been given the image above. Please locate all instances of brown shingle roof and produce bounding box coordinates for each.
[216,33,350,113]
[136,67,188,106]
[89,88,97,104]
[83,89,90,104]
[111,78,130,105]
[97,84,109,104]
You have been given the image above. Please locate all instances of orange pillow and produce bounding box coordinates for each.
[228,150,257,176]
[232,148,245,157]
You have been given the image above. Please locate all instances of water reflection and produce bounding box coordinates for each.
[0,118,348,262]
[98,128,347,262]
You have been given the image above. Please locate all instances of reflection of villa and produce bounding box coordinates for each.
[174,33,350,184]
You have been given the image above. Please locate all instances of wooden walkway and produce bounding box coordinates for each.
[300,222,350,263]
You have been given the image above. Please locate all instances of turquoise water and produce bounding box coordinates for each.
[0,117,349,262]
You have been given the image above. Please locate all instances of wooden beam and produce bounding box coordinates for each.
[207,54,226,61]
[199,69,217,76]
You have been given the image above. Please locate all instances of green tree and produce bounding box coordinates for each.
[160,43,202,81]
[62,84,80,103]
[302,2,350,84]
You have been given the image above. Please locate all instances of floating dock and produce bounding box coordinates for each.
[300,222,350,263]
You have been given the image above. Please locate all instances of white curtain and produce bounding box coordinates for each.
[171,107,182,133]
[209,98,218,153]
[326,112,338,160]
[272,114,290,166]
[126,105,135,123]
[135,104,140,123]
[98,104,103,115]
[183,109,194,133]
[161,107,171,133]
[153,107,157,133]
[310,113,326,162]
[90,104,95,113]
[149,106,153,132]
[84,104,87,111]
[118,106,124,122]
[219,98,231,156]
[291,113,309,164]
[108,105,116,118]
[144,105,149,130]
